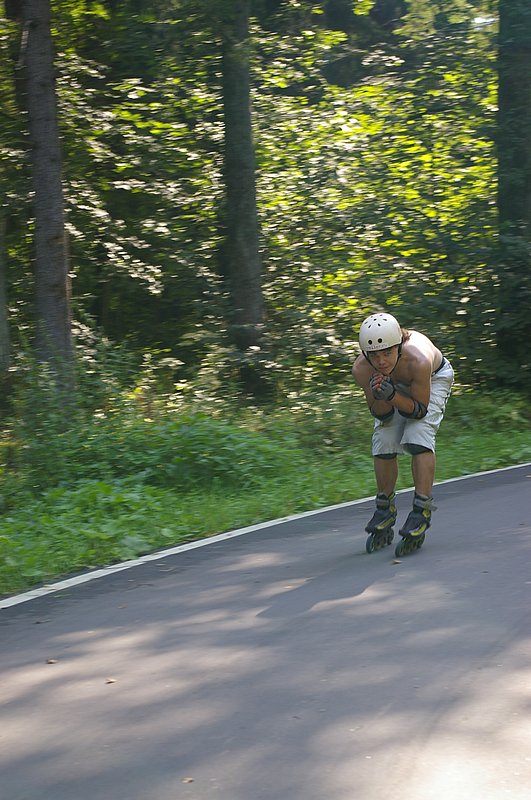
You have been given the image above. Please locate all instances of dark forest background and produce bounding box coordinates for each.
[2,0,530,400]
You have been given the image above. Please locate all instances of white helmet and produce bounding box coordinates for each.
[359,313,402,352]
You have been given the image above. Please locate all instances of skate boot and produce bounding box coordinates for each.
[365,492,397,553]
[395,494,435,557]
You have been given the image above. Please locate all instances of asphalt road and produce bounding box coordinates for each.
[1,465,531,800]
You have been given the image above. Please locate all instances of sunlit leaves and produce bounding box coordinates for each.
[353,0,375,15]
[246,1,498,383]
[2,0,503,390]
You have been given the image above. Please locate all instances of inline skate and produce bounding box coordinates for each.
[365,492,397,554]
[394,494,434,557]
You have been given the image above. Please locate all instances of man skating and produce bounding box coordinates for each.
[352,312,453,548]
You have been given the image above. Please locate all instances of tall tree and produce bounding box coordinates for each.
[0,212,10,373]
[20,0,73,377]
[220,0,264,354]
[0,8,16,376]
[496,0,531,379]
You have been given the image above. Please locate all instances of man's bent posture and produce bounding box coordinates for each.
[352,312,453,540]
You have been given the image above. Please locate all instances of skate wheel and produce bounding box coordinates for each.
[395,533,425,557]
[366,528,394,554]
[395,539,406,558]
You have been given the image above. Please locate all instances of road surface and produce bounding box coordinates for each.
[1,465,531,800]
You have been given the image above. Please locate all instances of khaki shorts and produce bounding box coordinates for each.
[372,358,454,456]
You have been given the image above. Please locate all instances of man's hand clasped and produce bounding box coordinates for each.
[370,372,396,401]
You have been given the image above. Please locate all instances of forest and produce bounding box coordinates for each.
[1,0,531,596]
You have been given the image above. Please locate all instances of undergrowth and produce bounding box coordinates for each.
[1,374,530,598]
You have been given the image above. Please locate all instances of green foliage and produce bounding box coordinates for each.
[251,2,497,390]
[1,376,530,597]
[5,388,297,497]
[0,478,188,590]
[2,0,507,396]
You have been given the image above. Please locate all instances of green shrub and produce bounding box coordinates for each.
[2,410,302,497]
[1,359,531,599]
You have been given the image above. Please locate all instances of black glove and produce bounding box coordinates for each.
[370,374,396,401]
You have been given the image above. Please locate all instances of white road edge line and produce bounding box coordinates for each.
[2,461,531,610]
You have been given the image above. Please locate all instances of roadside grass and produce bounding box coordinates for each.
[1,386,530,598]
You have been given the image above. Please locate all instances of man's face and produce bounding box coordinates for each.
[368,345,400,375]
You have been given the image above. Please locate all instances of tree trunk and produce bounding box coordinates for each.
[21,0,73,378]
[498,0,531,231]
[496,0,531,379]
[0,212,10,373]
[221,0,264,353]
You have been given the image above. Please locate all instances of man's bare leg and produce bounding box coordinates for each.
[374,455,398,497]
[411,450,435,498]
[397,450,436,542]
[366,456,399,539]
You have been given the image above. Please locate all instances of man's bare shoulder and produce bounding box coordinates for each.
[402,330,441,371]
[352,353,372,386]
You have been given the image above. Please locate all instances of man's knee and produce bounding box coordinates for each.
[374,453,397,460]
[404,443,433,456]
